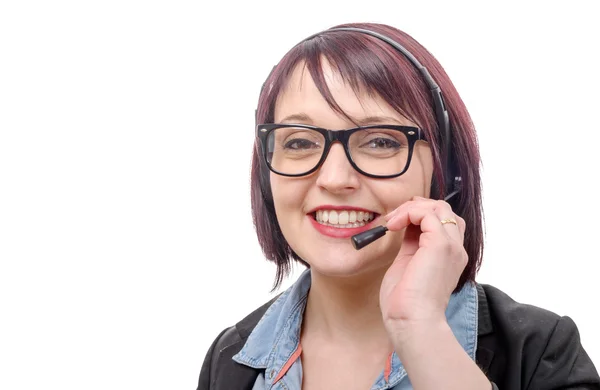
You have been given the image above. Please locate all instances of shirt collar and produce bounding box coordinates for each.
[232,269,311,369]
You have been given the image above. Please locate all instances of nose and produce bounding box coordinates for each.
[315,143,360,194]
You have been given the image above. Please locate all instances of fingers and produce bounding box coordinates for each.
[384,197,465,243]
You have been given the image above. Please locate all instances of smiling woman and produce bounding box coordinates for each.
[197,23,600,390]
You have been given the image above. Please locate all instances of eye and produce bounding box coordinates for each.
[363,137,401,149]
[284,138,320,150]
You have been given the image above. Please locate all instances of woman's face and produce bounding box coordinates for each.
[271,61,434,278]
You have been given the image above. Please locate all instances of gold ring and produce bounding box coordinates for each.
[441,218,458,226]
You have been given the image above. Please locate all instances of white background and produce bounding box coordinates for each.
[1,1,599,389]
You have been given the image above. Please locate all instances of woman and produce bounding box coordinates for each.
[198,23,599,389]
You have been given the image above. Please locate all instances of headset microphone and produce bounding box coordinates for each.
[351,184,462,250]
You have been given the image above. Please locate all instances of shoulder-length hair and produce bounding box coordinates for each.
[250,22,484,291]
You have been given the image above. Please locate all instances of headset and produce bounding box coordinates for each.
[255,27,462,249]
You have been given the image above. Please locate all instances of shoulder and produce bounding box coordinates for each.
[477,283,600,388]
[477,282,578,358]
[213,293,281,353]
[478,283,563,336]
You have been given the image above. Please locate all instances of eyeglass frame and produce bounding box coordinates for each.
[256,123,426,179]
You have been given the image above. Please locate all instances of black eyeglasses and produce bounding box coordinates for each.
[256,123,425,178]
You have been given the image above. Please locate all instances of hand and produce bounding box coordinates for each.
[379,196,468,337]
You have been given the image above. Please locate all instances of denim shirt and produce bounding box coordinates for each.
[233,269,479,390]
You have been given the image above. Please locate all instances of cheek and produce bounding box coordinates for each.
[270,174,309,215]
[270,175,311,250]
[410,144,434,196]
[368,147,435,212]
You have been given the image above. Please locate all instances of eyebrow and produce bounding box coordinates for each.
[279,113,407,126]
[355,115,406,126]
[280,113,313,123]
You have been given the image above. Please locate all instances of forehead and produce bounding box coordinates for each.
[274,59,414,127]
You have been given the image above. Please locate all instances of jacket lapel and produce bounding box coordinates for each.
[214,339,260,390]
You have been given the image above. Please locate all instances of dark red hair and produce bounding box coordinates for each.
[250,22,484,291]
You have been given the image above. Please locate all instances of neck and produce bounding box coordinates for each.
[301,268,392,348]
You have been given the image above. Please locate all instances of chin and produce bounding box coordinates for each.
[298,244,392,279]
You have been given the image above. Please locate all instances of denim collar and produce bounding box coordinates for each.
[233,269,478,389]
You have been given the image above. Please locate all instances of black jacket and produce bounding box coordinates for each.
[198,284,599,389]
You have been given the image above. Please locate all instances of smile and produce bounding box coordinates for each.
[313,209,376,229]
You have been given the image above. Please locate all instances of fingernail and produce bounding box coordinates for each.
[386,214,398,226]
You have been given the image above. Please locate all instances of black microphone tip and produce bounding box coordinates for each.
[351,225,388,250]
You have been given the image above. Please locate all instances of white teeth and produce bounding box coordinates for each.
[329,210,338,224]
[317,221,368,228]
[338,211,349,225]
[349,210,357,223]
[314,209,376,227]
